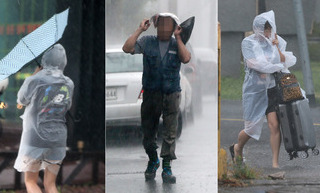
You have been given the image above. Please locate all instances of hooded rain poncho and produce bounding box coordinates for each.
[14,44,74,174]
[241,10,296,140]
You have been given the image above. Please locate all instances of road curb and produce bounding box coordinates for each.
[241,179,320,186]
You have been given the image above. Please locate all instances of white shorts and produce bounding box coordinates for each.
[14,156,62,175]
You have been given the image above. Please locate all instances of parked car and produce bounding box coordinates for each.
[181,44,202,117]
[106,48,193,138]
[193,47,217,95]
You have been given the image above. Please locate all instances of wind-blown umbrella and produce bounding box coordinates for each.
[0,8,69,81]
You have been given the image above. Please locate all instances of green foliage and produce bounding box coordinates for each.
[221,76,243,100]
[291,62,320,102]
[308,43,320,62]
[0,190,15,193]
[219,159,262,187]
[221,65,245,100]
[231,161,261,180]
[310,22,320,37]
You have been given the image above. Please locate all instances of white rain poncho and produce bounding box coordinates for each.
[14,44,74,174]
[241,10,296,140]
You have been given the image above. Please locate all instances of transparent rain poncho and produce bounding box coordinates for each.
[14,44,74,174]
[241,10,296,140]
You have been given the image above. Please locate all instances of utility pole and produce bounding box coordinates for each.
[258,0,266,14]
[293,0,316,106]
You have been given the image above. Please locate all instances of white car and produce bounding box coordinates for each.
[106,49,192,138]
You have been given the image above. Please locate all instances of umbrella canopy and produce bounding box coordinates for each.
[0,8,69,81]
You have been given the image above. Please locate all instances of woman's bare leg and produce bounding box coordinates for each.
[267,111,281,168]
[234,130,251,162]
[25,171,42,193]
[44,166,59,193]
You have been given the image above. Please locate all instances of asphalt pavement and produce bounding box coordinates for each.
[219,99,320,193]
[106,95,218,193]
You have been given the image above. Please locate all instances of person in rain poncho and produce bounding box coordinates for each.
[14,44,74,193]
[229,10,296,168]
[122,13,191,183]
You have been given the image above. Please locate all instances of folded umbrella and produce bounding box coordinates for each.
[0,8,69,81]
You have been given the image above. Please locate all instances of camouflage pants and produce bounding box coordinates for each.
[141,90,181,161]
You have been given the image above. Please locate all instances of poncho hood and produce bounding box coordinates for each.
[41,43,67,71]
[253,10,277,41]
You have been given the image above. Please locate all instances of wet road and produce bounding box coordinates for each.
[106,95,218,193]
[219,100,320,193]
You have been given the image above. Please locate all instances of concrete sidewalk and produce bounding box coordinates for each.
[219,99,320,192]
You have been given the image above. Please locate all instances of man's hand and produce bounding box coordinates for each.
[174,25,182,37]
[139,19,150,32]
[123,19,149,54]
[174,25,191,63]
[17,104,23,109]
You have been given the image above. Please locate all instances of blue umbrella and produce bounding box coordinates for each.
[0,8,69,81]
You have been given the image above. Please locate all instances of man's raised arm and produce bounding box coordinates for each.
[122,19,150,54]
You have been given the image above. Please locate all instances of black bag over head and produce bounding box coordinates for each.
[180,16,195,44]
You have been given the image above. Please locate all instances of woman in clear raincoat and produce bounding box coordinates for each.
[14,44,74,193]
[230,10,296,168]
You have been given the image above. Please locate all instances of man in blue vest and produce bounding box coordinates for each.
[123,13,191,183]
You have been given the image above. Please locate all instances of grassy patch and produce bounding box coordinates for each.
[309,43,320,62]
[221,66,244,100]
[291,61,320,102]
[231,159,261,180]
[221,61,320,102]
[219,159,262,187]
[221,76,243,100]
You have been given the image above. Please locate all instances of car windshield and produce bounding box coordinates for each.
[106,52,143,73]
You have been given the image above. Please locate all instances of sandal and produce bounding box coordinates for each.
[229,144,235,163]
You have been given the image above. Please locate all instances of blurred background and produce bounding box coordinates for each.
[0,0,105,192]
[106,0,218,192]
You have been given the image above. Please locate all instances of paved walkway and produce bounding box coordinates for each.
[219,99,320,192]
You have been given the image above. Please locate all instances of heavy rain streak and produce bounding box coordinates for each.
[106,0,218,192]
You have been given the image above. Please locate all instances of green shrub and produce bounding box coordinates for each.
[231,158,261,180]
[308,43,320,62]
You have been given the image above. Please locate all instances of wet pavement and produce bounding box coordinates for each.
[106,95,218,193]
[219,99,320,193]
